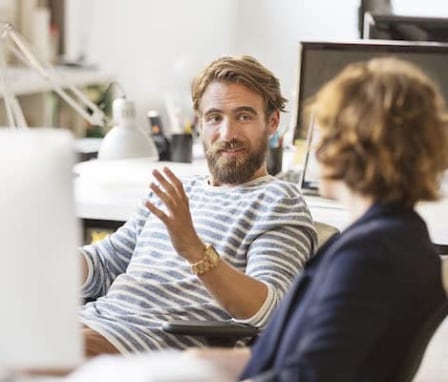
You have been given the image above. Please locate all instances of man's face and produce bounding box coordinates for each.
[199,81,279,186]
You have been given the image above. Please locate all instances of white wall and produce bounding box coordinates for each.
[232,0,303,130]
[67,0,238,130]
[393,0,448,16]
[65,0,448,133]
[233,0,359,131]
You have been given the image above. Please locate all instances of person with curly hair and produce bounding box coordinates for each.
[191,57,448,382]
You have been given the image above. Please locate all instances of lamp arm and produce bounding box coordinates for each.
[45,73,107,126]
[10,96,28,128]
[0,41,20,127]
[1,22,110,128]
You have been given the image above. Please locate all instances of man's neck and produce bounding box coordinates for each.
[209,167,269,187]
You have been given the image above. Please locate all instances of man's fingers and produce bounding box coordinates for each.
[152,169,176,195]
[145,201,168,223]
[162,167,185,196]
[150,182,174,207]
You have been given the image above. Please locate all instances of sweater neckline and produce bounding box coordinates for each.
[202,174,274,191]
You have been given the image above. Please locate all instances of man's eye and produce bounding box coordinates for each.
[238,113,252,121]
[206,114,222,123]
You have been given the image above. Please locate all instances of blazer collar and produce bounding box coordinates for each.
[341,202,413,235]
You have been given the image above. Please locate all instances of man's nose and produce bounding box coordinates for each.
[219,118,237,140]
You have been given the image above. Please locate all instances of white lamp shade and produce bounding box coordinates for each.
[98,98,159,160]
[98,125,159,160]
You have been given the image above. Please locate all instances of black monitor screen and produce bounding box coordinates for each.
[293,40,448,142]
[363,13,448,42]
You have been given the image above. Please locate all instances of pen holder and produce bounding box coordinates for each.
[148,110,171,161]
[170,134,193,163]
[267,147,283,176]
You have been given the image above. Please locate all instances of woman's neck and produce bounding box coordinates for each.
[332,182,374,223]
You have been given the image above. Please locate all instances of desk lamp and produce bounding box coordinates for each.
[0,22,158,160]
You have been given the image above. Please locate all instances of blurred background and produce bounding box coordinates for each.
[0,0,447,142]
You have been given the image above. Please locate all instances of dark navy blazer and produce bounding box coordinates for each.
[241,203,446,382]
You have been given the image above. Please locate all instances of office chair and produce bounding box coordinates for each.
[161,221,340,346]
[161,320,260,347]
[395,299,448,382]
[314,221,340,249]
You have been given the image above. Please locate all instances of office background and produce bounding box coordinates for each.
[1,0,447,134]
[63,0,448,135]
[0,1,447,378]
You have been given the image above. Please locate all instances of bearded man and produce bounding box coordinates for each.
[79,56,317,356]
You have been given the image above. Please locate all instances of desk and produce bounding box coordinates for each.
[74,159,448,252]
[74,158,209,222]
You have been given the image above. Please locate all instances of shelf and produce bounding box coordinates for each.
[0,65,115,135]
[0,65,114,97]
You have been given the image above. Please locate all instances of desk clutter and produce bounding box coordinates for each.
[148,110,194,163]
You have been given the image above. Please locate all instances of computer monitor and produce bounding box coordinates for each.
[362,12,448,42]
[358,1,393,38]
[292,40,448,142]
[0,129,83,372]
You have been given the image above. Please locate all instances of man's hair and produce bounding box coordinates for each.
[309,56,448,207]
[191,55,287,116]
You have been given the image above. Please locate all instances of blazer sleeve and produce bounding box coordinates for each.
[260,237,396,382]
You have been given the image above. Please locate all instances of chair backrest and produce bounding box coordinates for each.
[315,221,339,250]
[395,299,448,382]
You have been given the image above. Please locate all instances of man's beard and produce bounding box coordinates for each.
[204,135,268,184]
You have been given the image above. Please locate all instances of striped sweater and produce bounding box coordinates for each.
[80,174,316,354]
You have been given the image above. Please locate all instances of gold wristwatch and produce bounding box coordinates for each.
[191,244,220,275]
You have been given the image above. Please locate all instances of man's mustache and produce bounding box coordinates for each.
[209,139,248,154]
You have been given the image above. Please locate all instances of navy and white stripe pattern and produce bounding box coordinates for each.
[80,175,317,354]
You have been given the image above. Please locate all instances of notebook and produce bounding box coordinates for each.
[0,128,83,371]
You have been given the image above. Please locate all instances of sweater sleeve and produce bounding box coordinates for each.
[239,183,317,328]
[80,199,150,299]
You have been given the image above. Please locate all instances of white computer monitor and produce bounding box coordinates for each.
[0,128,83,372]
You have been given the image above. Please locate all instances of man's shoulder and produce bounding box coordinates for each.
[261,177,304,200]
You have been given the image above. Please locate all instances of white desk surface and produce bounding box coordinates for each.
[74,158,209,222]
[74,158,448,246]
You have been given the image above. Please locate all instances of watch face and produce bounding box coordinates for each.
[192,245,219,275]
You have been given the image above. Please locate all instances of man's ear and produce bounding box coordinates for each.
[267,110,280,135]
[195,116,203,136]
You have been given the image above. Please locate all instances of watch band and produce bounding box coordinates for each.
[191,244,220,275]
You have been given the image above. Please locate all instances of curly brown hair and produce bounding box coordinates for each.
[309,57,448,207]
[191,55,287,117]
